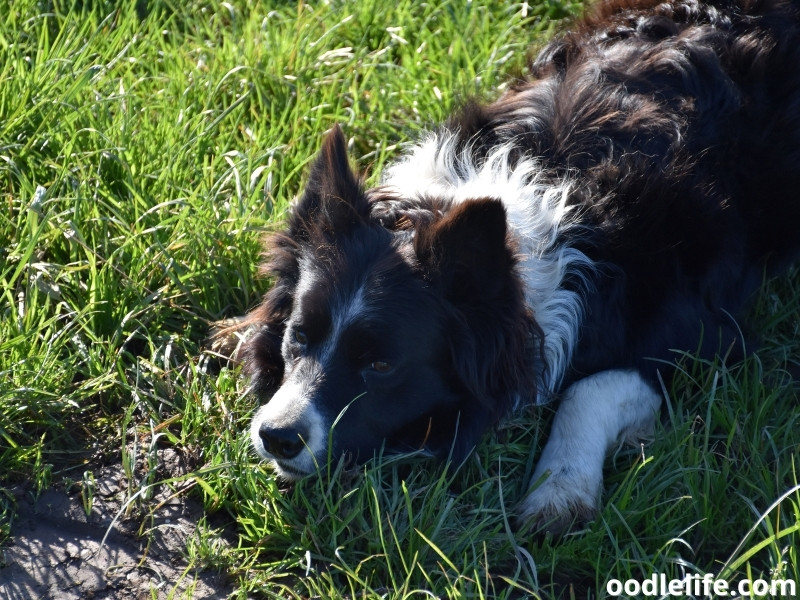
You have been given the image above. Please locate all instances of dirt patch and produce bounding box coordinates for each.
[0,449,234,599]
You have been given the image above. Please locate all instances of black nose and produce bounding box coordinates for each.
[259,424,306,460]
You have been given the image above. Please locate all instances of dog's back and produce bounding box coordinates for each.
[382,0,800,389]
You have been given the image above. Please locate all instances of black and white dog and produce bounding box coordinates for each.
[218,0,800,529]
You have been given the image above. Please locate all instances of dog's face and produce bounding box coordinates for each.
[244,127,537,479]
[249,232,462,478]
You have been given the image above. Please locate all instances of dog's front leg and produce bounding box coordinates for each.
[519,369,662,533]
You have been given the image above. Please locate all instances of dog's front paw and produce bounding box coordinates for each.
[517,467,599,535]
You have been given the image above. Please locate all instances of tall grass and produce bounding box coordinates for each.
[1,1,798,598]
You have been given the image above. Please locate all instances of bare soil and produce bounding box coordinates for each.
[0,448,234,599]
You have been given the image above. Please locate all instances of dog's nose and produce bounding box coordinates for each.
[259,424,306,460]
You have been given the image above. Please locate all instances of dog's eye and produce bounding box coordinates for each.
[370,360,392,373]
[293,329,308,346]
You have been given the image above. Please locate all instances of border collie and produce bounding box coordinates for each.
[216,0,800,530]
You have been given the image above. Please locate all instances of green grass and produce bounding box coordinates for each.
[1,0,799,598]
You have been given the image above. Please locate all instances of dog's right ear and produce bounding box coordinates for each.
[414,198,513,305]
[289,125,370,241]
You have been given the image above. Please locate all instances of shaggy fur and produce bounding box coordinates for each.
[216,0,800,529]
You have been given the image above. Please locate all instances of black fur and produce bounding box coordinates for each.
[220,0,800,491]
[446,0,800,386]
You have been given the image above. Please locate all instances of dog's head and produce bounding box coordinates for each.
[242,126,538,479]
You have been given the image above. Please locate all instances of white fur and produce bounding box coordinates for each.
[382,133,595,399]
[250,375,327,479]
[293,260,370,368]
[518,369,662,525]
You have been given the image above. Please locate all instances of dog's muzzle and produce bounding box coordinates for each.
[250,379,327,479]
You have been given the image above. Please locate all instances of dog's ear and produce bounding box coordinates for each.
[290,125,369,240]
[414,198,513,304]
[414,197,538,420]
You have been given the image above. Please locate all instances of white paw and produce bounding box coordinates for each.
[518,370,662,534]
[517,466,599,534]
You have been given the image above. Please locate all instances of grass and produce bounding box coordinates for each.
[1,0,799,598]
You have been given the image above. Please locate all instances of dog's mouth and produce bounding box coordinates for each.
[271,458,315,480]
[270,447,369,480]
